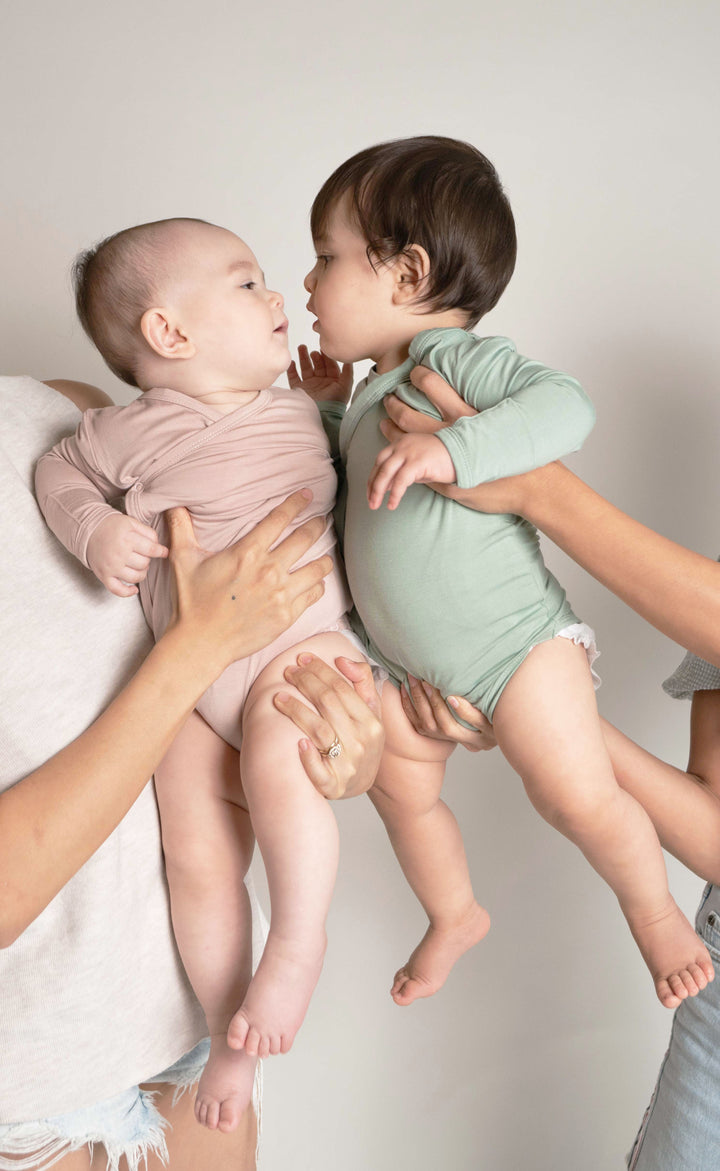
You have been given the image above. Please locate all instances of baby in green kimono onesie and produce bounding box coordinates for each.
[290,135,715,1011]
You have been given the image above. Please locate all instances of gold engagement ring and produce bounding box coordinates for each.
[319,736,342,759]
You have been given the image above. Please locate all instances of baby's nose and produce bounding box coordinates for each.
[303,268,315,293]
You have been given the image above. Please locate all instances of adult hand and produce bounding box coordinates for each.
[382,365,547,515]
[400,675,496,752]
[166,490,333,672]
[274,654,384,800]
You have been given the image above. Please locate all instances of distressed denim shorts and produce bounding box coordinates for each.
[627,883,720,1169]
[0,1038,214,1171]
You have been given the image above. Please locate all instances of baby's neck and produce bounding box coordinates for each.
[137,360,264,413]
[144,381,260,415]
[374,311,469,376]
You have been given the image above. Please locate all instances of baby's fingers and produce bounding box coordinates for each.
[106,576,139,598]
[287,359,300,388]
[131,535,168,560]
[297,345,314,380]
[130,522,168,559]
[124,552,152,573]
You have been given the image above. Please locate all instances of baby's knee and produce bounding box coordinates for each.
[163,832,233,889]
[536,783,620,839]
[372,757,443,820]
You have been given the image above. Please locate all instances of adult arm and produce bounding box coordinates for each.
[0,494,332,947]
[602,712,720,887]
[404,333,595,488]
[383,367,720,666]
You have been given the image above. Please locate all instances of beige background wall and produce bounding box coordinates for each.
[3,2,720,1167]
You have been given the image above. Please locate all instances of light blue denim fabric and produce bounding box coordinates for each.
[628,884,720,1169]
[0,1038,210,1171]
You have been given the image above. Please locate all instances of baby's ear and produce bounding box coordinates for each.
[140,308,196,361]
[392,244,431,306]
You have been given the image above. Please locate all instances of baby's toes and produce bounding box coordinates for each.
[205,1099,221,1130]
[391,967,409,995]
[687,962,708,992]
[218,1099,241,1134]
[244,1027,262,1058]
[227,1011,250,1051]
[668,972,690,1002]
[656,977,681,1009]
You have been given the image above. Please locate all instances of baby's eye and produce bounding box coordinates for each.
[315,255,332,267]
[240,281,257,290]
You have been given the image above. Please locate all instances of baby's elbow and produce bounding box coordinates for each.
[566,382,596,450]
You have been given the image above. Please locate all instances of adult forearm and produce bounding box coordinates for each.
[0,492,332,946]
[525,464,720,666]
[603,719,720,886]
[0,626,220,946]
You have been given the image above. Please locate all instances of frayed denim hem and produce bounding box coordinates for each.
[0,1088,169,1171]
[0,1038,262,1171]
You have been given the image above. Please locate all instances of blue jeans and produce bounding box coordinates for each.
[0,1039,211,1171]
[628,883,720,1168]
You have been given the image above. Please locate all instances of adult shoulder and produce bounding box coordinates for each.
[43,379,114,410]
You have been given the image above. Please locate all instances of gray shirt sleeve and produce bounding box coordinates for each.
[663,651,720,700]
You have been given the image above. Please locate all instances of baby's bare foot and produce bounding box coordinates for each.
[391,903,491,1006]
[194,1034,257,1133]
[226,932,326,1058]
[629,899,716,1008]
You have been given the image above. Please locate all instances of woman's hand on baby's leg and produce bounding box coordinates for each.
[400,676,497,753]
[274,654,384,799]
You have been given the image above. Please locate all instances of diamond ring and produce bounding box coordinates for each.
[319,736,342,759]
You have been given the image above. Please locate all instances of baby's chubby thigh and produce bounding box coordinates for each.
[374,682,454,816]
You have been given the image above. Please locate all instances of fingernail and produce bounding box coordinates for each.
[299,739,311,752]
[421,682,434,698]
[406,674,416,684]
[301,488,312,499]
[297,653,314,665]
[447,696,459,709]
[275,691,291,703]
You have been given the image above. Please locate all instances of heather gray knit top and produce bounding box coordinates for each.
[0,376,207,1122]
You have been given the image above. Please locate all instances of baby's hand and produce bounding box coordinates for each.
[287,345,353,404]
[367,433,456,511]
[87,513,169,597]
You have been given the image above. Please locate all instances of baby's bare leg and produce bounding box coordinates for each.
[154,712,257,1134]
[371,684,490,1006]
[227,631,361,1059]
[493,637,714,1009]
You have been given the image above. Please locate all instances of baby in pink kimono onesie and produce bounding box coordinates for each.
[36,217,454,1135]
